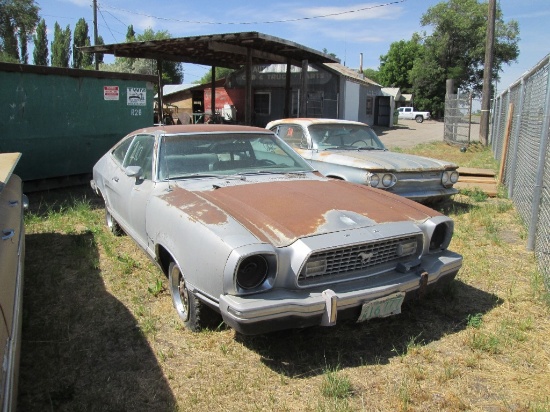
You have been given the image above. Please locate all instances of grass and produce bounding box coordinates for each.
[18,142,550,411]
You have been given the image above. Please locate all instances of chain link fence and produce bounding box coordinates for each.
[444,92,473,145]
[490,54,550,290]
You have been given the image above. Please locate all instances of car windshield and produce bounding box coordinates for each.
[308,123,386,151]
[158,132,314,180]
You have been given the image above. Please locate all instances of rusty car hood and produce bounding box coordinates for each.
[163,177,440,247]
[304,149,456,172]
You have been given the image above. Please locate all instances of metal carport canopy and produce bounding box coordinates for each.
[80,31,339,124]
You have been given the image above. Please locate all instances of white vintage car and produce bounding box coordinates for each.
[267,118,458,203]
[0,153,27,411]
[90,125,462,335]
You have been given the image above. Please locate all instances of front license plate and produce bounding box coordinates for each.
[357,292,405,323]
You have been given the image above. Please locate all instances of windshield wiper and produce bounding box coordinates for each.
[166,173,224,180]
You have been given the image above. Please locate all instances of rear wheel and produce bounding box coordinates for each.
[415,115,424,123]
[168,262,221,331]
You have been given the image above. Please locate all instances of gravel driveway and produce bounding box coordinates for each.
[373,119,480,149]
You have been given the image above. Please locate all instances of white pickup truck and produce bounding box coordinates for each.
[397,107,431,123]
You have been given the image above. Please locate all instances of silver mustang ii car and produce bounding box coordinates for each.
[266,118,459,203]
[91,125,462,335]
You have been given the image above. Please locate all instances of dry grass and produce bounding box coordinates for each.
[18,143,550,411]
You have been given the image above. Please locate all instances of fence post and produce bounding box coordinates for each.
[527,61,550,250]
[507,79,526,199]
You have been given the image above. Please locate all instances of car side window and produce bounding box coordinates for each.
[123,134,155,180]
[112,136,134,165]
[273,125,307,149]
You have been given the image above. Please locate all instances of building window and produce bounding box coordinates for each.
[366,96,374,115]
[254,91,271,115]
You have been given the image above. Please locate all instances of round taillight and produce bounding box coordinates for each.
[236,255,269,289]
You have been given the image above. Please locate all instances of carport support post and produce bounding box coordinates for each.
[211,66,216,121]
[284,61,291,118]
[157,59,164,124]
[245,48,252,125]
[300,59,308,117]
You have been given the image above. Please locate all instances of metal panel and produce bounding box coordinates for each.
[0,63,155,182]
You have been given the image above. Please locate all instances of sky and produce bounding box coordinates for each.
[36,0,548,96]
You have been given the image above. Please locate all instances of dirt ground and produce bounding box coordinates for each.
[374,119,481,149]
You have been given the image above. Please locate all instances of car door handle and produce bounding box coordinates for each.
[112,177,119,182]
[2,229,15,240]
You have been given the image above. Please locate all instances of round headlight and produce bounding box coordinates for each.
[368,173,380,187]
[450,171,459,184]
[441,171,450,185]
[430,223,449,251]
[236,255,268,290]
[382,173,395,188]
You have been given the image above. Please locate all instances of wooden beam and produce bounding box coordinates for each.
[208,41,298,65]
[498,102,514,184]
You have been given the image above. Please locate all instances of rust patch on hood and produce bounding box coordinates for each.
[161,187,229,225]
[196,179,440,247]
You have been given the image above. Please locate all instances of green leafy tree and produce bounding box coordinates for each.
[197,67,235,84]
[101,27,182,84]
[362,68,381,84]
[51,22,71,67]
[126,25,136,42]
[73,18,92,68]
[0,0,39,63]
[378,34,424,92]
[32,18,48,65]
[410,0,519,116]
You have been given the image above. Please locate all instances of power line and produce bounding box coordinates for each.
[99,1,407,26]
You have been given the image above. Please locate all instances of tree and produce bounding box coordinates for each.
[73,18,92,68]
[361,68,380,84]
[51,22,71,67]
[0,0,39,63]
[101,27,183,84]
[197,67,235,84]
[410,0,519,116]
[32,18,48,65]
[378,34,424,92]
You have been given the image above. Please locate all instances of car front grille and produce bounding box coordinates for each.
[297,234,420,286]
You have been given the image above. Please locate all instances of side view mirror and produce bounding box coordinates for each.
[125,165,143,178]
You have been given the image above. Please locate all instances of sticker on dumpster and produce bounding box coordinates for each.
[127,87,146,106]
[104,86,119,101]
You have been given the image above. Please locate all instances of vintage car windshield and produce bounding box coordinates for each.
[158,132,314,180]
[308,123,386,151]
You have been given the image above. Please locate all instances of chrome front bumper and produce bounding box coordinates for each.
[219,250,462,335]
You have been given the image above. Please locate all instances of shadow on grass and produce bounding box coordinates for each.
[237,280,501,378]
[18,232,176,411]
[25,184,103,218]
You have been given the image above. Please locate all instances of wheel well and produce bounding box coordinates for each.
[156,245,173,277]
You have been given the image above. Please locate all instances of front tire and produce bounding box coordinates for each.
[105,206,123,236]
[168,262,221,332]
[415,115,424,123]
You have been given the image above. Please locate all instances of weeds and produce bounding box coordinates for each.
[321,366,352,399]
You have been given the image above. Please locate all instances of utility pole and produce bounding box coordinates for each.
[479,0,496,145]
[93,0,99,70]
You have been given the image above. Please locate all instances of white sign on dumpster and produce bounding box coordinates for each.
[127,87,146,106]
